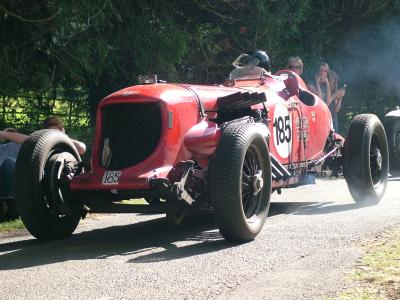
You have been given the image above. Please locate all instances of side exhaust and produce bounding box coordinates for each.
[270,154,292,181]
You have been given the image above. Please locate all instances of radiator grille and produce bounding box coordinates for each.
[100,103,162,170]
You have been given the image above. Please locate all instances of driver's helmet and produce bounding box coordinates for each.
[232,50,271,72]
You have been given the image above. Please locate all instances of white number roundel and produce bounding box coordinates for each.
[273,103,292,158]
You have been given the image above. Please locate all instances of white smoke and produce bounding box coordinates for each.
[337,19,400,96]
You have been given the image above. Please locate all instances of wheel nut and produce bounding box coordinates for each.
[252,170,264,195]
[374,149,382,170]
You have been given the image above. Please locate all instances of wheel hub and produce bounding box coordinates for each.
[252,170,263,196]
[373,148,383,171]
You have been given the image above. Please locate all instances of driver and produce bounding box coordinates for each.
[233,50,271,73]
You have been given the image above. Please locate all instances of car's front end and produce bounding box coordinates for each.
[71,84,201,196]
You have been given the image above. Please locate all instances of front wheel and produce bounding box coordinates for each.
[15,129,82,240]
[208,121,272,242]
[344,114,388,204]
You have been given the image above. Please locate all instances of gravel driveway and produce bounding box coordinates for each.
[1,177,400,299]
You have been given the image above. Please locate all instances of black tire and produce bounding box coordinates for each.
[344,114,388,204]
[385,118,400,175]
[208,121,272,242]
[145,197,161,205]
[15,129,82,240]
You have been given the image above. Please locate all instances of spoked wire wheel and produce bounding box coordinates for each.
[15,129,82,240]
[241,146,265,221]
[344,114,388,204]
[370,134,385,188]
[208,121,272,242]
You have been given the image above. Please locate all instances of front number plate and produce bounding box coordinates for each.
[102,171,122,185]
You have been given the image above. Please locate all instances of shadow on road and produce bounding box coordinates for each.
[0,214,236,271]
[0,191,381,271]
[388,176,400,182]
[269,200,376,216]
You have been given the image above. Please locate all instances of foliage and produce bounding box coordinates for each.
[0,0,399,133]
[0,93,91,157]
[0,218,25,233]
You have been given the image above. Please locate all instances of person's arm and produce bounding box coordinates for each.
[324,80,332,107]
[334,89,345,113]
[0,131,27,144]
[70,138,86,155]
[315,75,323,99]
[315,75,332,106]
[334,98,342,113]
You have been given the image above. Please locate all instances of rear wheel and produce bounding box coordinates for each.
[208,121,271,242]
[15,130,82,240]
[385,118,400,175]
[344,114,388,204]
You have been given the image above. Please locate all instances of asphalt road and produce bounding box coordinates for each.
[1,177,400,300]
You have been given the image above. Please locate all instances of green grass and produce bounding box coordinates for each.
[335,229,400,299]
[120,198,147,205]
[0,218,25,233]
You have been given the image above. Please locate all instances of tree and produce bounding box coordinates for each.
[1,0,399,131]
[0,1,312,120]
[0,1,189,121]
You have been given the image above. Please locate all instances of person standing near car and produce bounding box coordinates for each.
[308,62,333,107]
[328,71,346,132]
[286,56,304,77]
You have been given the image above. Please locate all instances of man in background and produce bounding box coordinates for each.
[286,56,304,77]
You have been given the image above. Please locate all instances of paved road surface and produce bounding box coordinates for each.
[1,177,400,299]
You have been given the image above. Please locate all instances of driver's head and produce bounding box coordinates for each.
[246,50,271,72]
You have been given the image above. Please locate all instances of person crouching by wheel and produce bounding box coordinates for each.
[0,117,86,220]
[40,116,86,155]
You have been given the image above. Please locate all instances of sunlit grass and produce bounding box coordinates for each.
[335,229,400,299]
[338,287,385,300]
[120,198,147,205]
[0,218,25,233]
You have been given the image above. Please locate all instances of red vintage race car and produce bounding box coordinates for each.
[15,51,389,242]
